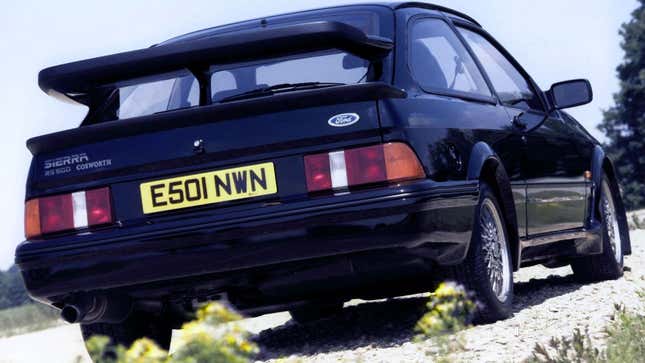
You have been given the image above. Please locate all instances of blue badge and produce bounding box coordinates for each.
[328,113,360,127]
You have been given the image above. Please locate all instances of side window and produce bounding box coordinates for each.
[458,27,543,111]
[409,18,491,97]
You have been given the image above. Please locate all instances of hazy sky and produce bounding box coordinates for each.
[0,0,638,269]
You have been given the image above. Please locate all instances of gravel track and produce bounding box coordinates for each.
[1,231,643,363]
[250,230,645,363]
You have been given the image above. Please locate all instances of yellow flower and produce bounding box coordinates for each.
[124,338,167,363]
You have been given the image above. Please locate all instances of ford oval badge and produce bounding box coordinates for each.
[328,113,360,127]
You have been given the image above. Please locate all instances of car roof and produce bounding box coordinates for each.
[161,2,480,45]
[388,2,480,26]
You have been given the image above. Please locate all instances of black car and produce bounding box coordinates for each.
[17,1,631,351]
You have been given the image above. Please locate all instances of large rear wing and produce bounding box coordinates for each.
[38,21,393,105]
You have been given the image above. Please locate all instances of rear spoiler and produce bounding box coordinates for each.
[38,21,393,105]
[27,83,406,156]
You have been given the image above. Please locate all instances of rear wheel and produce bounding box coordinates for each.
[450,182,514,323]
[571,177,624,281]
[81,311,174,355]
[289,302,344,324]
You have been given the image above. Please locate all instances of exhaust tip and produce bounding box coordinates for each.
[61,305,82,323]
[61,295,131,324]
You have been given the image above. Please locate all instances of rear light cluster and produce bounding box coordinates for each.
[25,187,113,239]
[304,142,425,193]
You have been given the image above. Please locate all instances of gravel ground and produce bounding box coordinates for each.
[249,230,645,363]
[1,230,643,363]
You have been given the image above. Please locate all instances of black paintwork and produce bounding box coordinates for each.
[17,2,631,313]
[26,83,405,157]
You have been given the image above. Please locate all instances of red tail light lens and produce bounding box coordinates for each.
[303,142,425,193]
[345,144,387,186]
[24,187,113,239]
[86,188,113,225]
[304,153,333,192]
[39,194,74,235]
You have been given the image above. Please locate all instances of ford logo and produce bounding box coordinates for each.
[328,113,360,127]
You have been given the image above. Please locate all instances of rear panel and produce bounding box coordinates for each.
[26,99,383,236]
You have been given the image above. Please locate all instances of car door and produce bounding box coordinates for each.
[457,25,587,236]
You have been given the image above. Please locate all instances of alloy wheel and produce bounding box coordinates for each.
[601,180,622,263]
[480,198,512,302]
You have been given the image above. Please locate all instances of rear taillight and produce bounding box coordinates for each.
[304,153,333,192]
[24,187,113,239]
[86,188,113,225]
[304,142,425,193]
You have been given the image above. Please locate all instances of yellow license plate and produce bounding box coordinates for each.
[140,162,277,214]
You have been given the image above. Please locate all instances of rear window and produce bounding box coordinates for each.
[103,9,391,121]
[112,50,370,120]
[210,50,369,102]
[116,71,199,120]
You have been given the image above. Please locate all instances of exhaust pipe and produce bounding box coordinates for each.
[61,294,132,324]
[60,304,84,324]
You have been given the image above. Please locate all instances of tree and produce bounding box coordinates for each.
[0,265,31,310]
[599,0,645,210]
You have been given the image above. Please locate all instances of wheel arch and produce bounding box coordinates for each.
[467,142,521,271]
[592,146,632,255]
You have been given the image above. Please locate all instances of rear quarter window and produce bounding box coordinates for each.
[408,18,491,98]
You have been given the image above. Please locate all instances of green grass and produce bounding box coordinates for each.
[0,303,61,338]
[603,305,645,362]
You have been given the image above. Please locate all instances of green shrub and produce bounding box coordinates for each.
[414,282,476,363]
[86,302,258,363]
[0,265,32,310]
[415,282,476,339]
[604,305,645,362]
[529,327,603,363]
[529,304,645,363]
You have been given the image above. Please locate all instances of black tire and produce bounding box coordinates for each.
[449,182,514,323]
[289,302,344,324]
[571,176,624,282]
[81,311,174,353]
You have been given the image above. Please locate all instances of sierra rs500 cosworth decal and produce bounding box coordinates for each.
[43,153,112,176]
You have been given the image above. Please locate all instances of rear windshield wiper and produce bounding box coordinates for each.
[218,82,346,103]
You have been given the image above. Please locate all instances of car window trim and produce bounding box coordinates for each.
[452,19,548,113]
[405,14,497,105]
[442,18,500,104]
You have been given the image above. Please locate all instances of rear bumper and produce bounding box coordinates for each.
[16,181,478,303]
